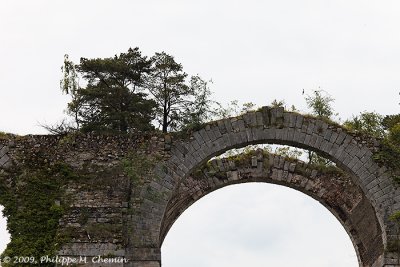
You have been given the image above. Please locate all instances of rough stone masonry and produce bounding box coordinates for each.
[0,106,400,267]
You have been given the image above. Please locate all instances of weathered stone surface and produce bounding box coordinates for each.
[156,108,398,267]
[161,151,382,266]
[0,107,399,266]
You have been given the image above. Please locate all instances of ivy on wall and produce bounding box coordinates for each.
[0,162,76,266]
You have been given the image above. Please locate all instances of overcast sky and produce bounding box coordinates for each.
[1,0,400,266]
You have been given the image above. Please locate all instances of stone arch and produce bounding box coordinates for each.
[132,107,397,266]
[161,150,383,267]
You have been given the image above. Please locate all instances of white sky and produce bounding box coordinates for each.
[1,0,400,265]
[163,184,357,267]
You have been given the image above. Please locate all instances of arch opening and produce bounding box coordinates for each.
[161,146,384,267]
[162,183,359,267]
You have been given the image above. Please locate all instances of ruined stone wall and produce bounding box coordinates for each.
[0,107,399,267]
[0,133,167,266]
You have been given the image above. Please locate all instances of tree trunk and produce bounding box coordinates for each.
[162,104,168,133]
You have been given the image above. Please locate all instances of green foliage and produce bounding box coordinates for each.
[388,211,400,253]
[145,52,191,132]
[303,89,338,167]
[370,112,400,183]
[373,138,400,183]
[75,86,156,133]
[389,123,400,146]
[307,151,334,167]
[305,89,335,119]
[333,101,400,184]
[271,145,335,171]
[60,54,79,95]
[60,55,81,130]
[241,102,257,113]
[382,114,400,130]
[344,111,384,138]
[224,149,267,168]
[121,151,157,184]
[270,99,285,108]
[215,100,257,119]
[216,144,269,160]
[179,75,217,132]
[274,146,303,160]
[390,211,400,222]
[145,185,165,202]
[289,105,298,112]
[60,49,217,134]
[0,131,9,140]
[214,100,240,119]
[58,132,80,146]
[0,162,77,266]
[62,47,157,134]
[203,147,341,180]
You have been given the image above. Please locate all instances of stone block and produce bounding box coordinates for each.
[255,111,263,126]
[0,154,10,166]
[217,120,228,134]
[0,145,9,158]
[335,131,347,145]
[223,118,233,133]
[193,131,204,145]
[306,121,316,135]
[261,106,271,125]
[289,113,297,128]
[295,114,304,129]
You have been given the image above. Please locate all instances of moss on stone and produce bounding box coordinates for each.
[373,138,400,184]
[0,162,74,266]
[121,152,156,185]
[387,211,400,253]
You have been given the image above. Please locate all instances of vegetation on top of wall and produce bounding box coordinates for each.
[364,114,400,184]
[52,47,400,182]
[57,48,217,135]
[192,147,343,181]
[225,149,265,168]
[0,132,8,140]
[0,132,18,141]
